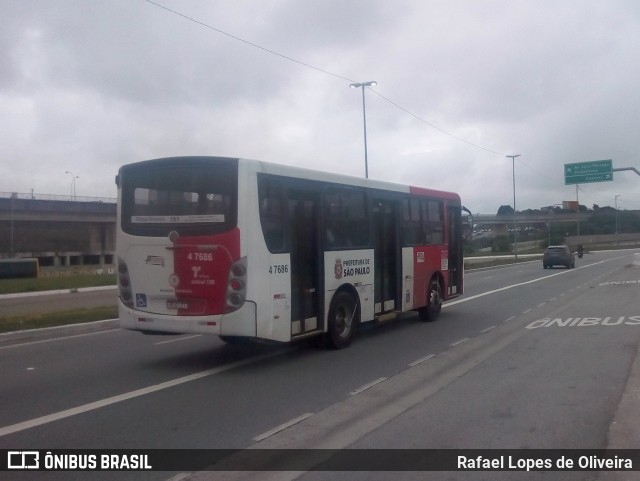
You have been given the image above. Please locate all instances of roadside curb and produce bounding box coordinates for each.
[598,332,640,480]
[605,336,640,447]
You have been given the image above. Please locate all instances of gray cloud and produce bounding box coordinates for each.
[2,0,639,213]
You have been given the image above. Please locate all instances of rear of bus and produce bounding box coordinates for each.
[116,157,253,336]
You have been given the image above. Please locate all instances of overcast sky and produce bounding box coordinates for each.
[2,0,639,213]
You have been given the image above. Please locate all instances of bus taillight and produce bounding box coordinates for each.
[118,258,134,308]
[226,256,247,312]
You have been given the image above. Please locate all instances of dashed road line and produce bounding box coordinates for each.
[409,354,436,367]
[450,338,469,348]
[350,377,388,396]
[253,412,314,442]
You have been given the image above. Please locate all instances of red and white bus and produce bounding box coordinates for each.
[116,156,463,348]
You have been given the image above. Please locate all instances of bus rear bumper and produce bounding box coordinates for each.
[118,300,257,337]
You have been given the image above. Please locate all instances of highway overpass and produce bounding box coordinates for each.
[0,193,116,271]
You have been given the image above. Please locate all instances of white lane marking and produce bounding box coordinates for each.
[253,412,314,442]
[0,350,286,438]
[504,316,516,322]
[480,326,496,334]
[444,258,620,309]
[522,308,533,314]
[350,377,388,396]
[0,328,117,351]
[409,354,435,367]
[155,335,202,345]
[450,338,469,348]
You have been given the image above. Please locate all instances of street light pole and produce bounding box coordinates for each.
[10,193,15,258]
[65,171,78,200]
[350,81,377,179]
[615,194,621,235]
[506,154,521,259]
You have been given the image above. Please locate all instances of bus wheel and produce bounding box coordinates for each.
[418,278,442,322]
[326,291,358,349]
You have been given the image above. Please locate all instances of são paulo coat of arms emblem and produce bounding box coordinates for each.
[334,259,343,279]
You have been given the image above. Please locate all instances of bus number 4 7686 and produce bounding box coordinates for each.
[269,264,289,274]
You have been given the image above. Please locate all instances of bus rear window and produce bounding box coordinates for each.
[120,160,237,236]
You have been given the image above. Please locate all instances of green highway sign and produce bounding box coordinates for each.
[564,159,613,185]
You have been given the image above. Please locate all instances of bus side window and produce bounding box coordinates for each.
[345,191,368,247]
[402,197,422,246]
[426,200,444,244]
[258,179,285,253]
[420,200,429,244]
[323,188,368,249]
[324,192,343,248]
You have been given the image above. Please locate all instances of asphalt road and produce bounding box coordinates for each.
[1,250,639,481]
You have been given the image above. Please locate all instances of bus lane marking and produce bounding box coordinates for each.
[599,280,640,286]
[0,350,288,438]
[526,316,640,329]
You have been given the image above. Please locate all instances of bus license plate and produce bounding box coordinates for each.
[167,300,189,310]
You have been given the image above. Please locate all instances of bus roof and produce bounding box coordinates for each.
[119,156,461,203]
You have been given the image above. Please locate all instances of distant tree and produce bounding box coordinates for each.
[522,208,542,215]
[497,205,514,216]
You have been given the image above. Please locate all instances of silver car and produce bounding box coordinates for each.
[543,245,575,269]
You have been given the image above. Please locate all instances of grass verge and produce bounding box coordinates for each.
[0,274,116,295]
[0,306,118,334]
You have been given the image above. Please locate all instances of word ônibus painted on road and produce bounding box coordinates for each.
[526,316,640,329]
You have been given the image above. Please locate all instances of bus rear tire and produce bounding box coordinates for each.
[325,291,358,349]
[418,278,442,322]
